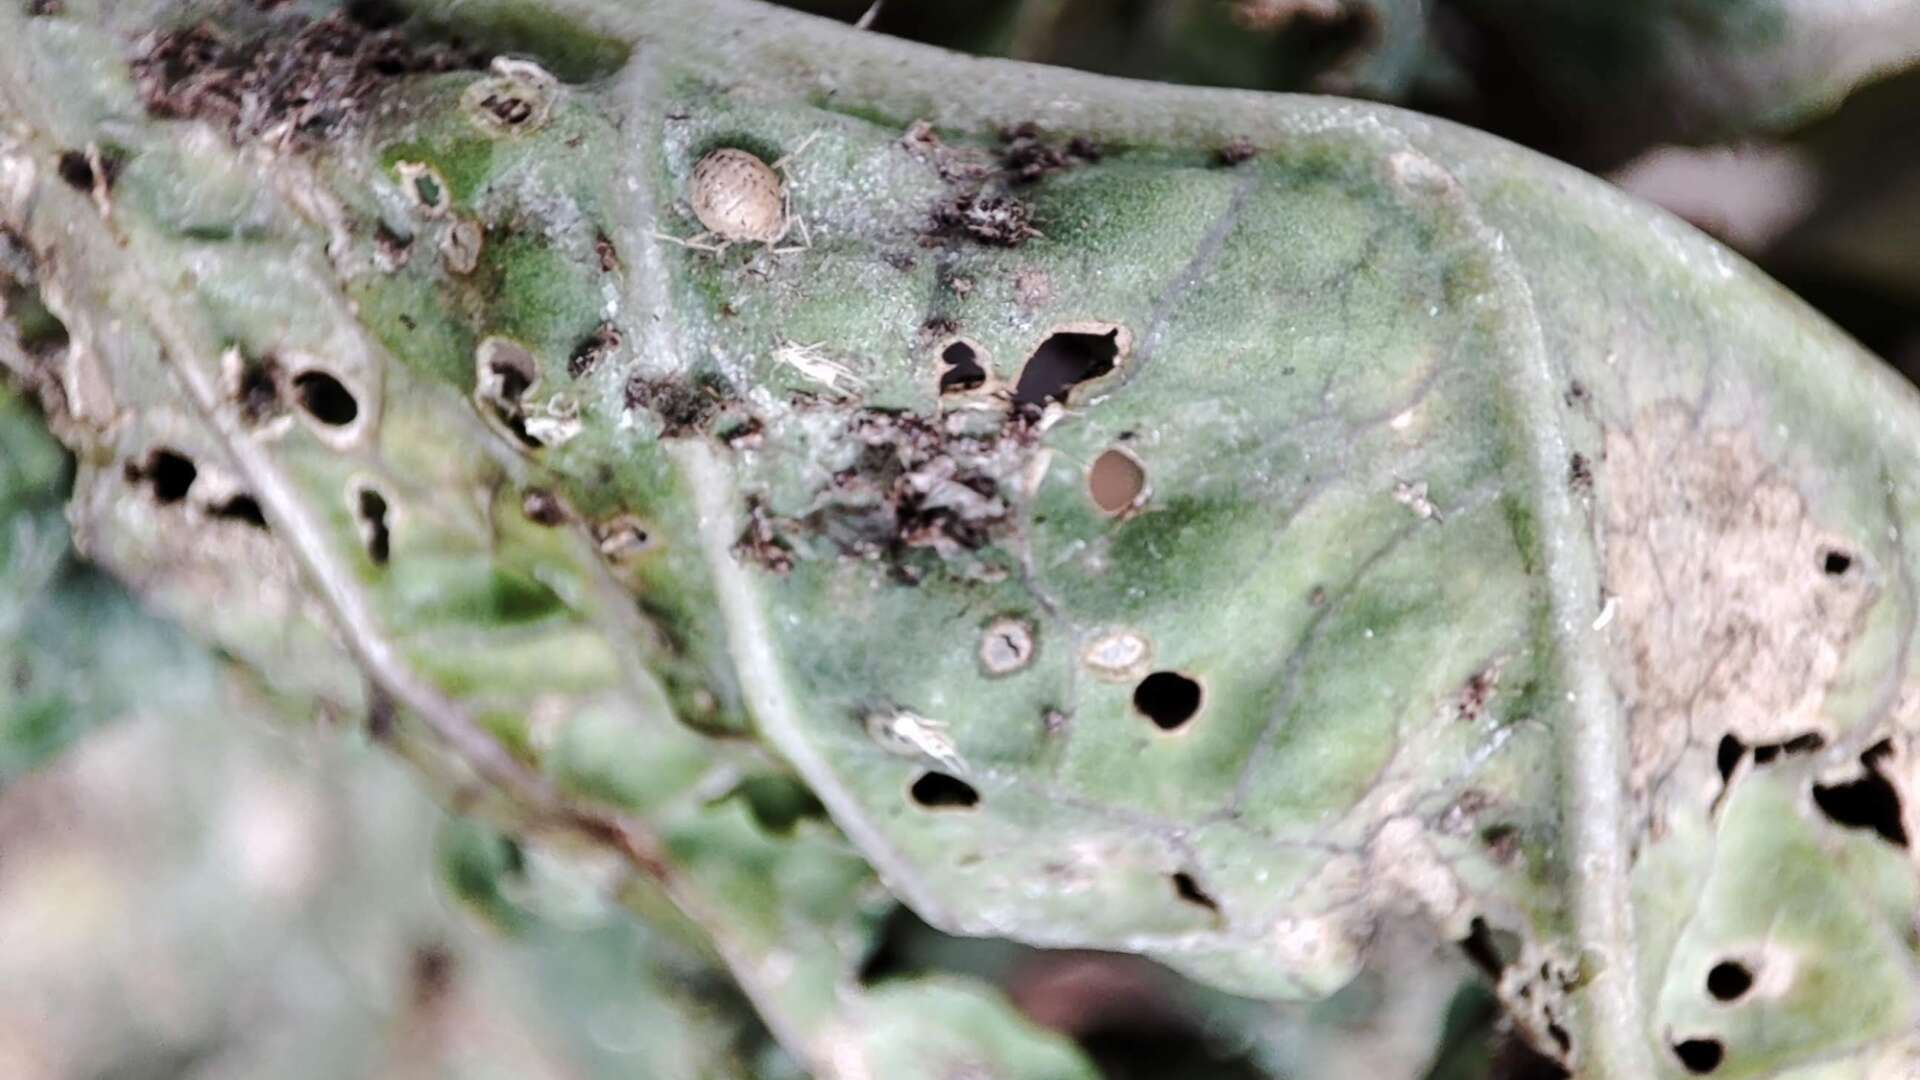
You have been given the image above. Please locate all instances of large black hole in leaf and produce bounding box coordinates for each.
[1013,328,1120,408]
[128,448,197,504]
[489,357,532,402]
[1459,915,1520,978]
[56,150,95,190]
[293,370,359,426]
[1673,1038,1724,1074]
[1706,961,1753,1002]
[908,770,979,810]
[1811,741,1908,846]
[1134,671,1203,731]
[938,341,987,393]
[1715,733,1746,782]
[1752,731,1824,765]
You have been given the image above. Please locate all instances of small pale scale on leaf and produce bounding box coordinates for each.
[665,139,815,255]
[690,149,786,243]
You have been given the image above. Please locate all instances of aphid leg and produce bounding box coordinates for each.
[771,131,822,173]
[770,208,813,256]
[653,228,731,257]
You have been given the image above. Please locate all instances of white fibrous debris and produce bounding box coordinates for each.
[773,340,864,394]
[866,709,967,774]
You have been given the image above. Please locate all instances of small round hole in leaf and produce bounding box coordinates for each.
[908,771,979,810]
[1134,671,1203,731]
[1673,1038,1724,1074]
[1088,448,1146,514]
[1706,961,1753,1002]
[1823,549,1853,576]
[293,370,359,426]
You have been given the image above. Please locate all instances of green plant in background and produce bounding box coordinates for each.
[1,1,1916,1078]
[780,0,1920,166]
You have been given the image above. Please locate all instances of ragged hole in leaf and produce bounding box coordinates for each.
[356,487,391,565]
[489,357,532,401]
[1811,740,1908,846]
[476,338,544,448]
[1706,961,1753,1002]
[979,616,1036,676]
[293,370,359,426]
[1716,734,1744,782]
[1490,1024,1571,1080]
[1672,1038,1724,1074]
[1752,731,1824,764]
[211,494,268,529]
[938,340,987,393]
[477,91,534,127]
[1459,915,1521,978]
[909,770,979,810]
[1013,327,1122,408]
[1088,448,1146,514]
[126,448,197,504]
[235,355,282,425]
[56,150,94,190]
[567,323,621,378]
[404,166,446,211]
[1134,671,1203,731]
[1170,871,1218,912]
[1,271,71,357]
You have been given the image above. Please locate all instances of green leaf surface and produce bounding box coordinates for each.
[2,1,1916,1076]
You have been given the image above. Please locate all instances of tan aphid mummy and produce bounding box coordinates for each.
[689,148,788,244]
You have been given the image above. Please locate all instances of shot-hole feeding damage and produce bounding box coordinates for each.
[292,369,359,427]
[126,447,197,504]
[1087,447,1146,515]
[979,616,1036,675]
[1705,960,1753,1002]
[211,494,268,529]
[476,337,543,449]
[909,770,979,810]
[1170,871,1219,912]
[1134,671,1203,731]
[1013,325,1127,409]
[1810,739,1907,846]
[1672,1037,1724,1074]
[355,485,391,565]
[937,339,988,394]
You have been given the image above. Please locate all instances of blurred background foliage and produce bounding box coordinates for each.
[7,1,1920,1076]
